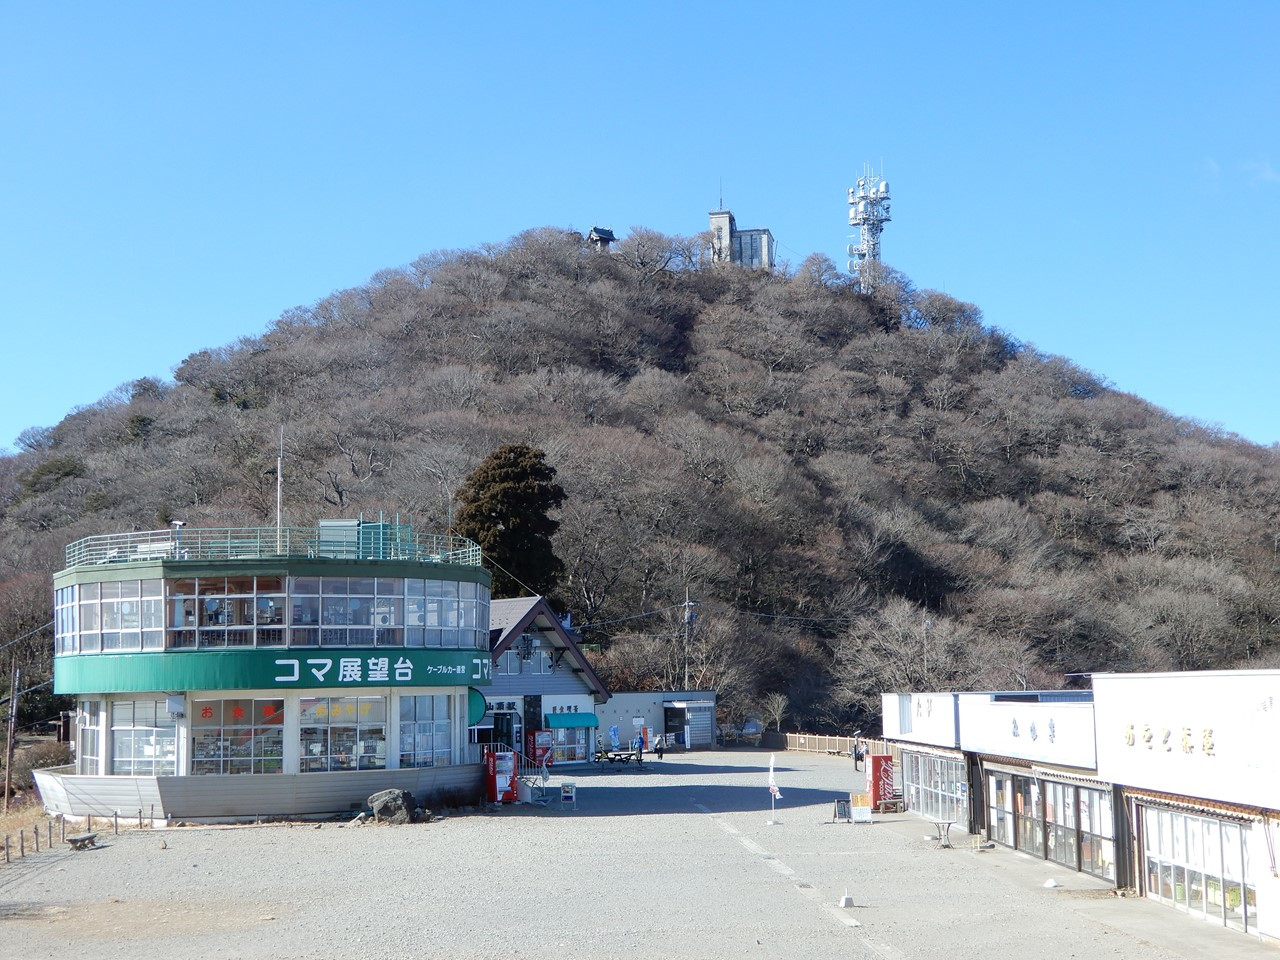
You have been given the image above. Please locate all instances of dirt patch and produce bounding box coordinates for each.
[0,898,287,939]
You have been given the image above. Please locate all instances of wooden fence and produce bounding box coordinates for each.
[783,733,901,763]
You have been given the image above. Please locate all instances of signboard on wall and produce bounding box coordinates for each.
[879,692,958,747]
[957,696,1097,768]
[54,648,493,694]
[1093,672,1280,808]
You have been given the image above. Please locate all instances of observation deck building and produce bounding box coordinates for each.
[36,519,493,821]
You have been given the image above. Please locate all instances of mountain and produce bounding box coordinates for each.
[3,226,1278,730]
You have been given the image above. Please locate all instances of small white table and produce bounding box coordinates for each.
[930,820,956,849]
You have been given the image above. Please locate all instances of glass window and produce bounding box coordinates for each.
[299,696,386,772]
[191,698,285,775]
[109,699,177,775]
[399,694,451,768]
[78,700,101,775]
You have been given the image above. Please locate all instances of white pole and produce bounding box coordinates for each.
[276,425,284,552]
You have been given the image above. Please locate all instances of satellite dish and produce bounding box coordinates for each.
[847,244,857,256]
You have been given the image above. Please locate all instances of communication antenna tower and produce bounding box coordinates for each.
[846,165,891,291]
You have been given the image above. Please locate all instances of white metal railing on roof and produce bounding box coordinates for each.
[64,525,482,568]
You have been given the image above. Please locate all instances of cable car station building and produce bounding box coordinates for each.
[36,520,493,821]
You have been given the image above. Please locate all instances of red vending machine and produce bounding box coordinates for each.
[866,754,895,809]
[525,729,552,766]
[486,750,516,803]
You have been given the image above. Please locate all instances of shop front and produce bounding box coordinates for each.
[38,521,493,820]
[902,748,968,825]
[1135,798,1259,932]
[955,690,1120,879]
[1093,671,1280,942]
[981,761,1119,881]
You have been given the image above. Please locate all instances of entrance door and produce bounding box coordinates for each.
[493,712,517,750]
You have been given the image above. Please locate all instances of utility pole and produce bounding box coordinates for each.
[682,587,699,691]
[3,657,18,813]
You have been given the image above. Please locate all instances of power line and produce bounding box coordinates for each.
[575,603,687,630]
[0,620,54,655]
[0,678,54,710]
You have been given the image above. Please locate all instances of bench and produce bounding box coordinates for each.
[876,792,904,813]
[66,832,98,851]
[133,541,174,560]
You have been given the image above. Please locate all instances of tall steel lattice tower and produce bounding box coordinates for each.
[847,168,891,291]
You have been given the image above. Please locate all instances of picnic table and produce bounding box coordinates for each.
[594,746,643,766]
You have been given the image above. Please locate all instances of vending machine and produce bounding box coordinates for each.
[486,750,516,803]
[525,729,552,766]
[866,754,895,809]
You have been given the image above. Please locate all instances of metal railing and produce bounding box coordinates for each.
[65,526,482,568]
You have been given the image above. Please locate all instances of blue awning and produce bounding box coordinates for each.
[544,713,599,729]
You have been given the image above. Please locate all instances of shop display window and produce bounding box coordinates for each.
[1141,805,1256,934]
[300,696,386,772]
[191,698,285,775]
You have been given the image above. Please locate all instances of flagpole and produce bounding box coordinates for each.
[767,753,781,825]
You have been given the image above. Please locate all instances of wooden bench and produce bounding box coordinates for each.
[876,793,905,813]
[66,832,98,851]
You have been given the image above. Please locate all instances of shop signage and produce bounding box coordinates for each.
[1093,672,1279,808]
[879,692,959,747]
[957,695,1096,768]
[54,648,493,694]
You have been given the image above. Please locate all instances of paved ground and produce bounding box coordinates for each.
[0,749,1275,959]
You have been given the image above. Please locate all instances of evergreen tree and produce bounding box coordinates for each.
[453,444,566,599]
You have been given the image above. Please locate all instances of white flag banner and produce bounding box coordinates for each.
[768,753,781,798]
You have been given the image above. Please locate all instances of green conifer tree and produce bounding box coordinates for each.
[453,444,566,599]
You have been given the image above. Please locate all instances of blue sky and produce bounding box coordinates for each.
[2,2,1277,452]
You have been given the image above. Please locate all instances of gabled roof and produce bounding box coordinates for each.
[489,596,609,700]
[587,226,616,242]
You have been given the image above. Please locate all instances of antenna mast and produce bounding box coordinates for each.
[846,164,892,292]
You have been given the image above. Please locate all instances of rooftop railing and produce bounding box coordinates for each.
[64,525,483,569]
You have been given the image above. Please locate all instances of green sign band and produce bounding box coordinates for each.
[54,649,493,695]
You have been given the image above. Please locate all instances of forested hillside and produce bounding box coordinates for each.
[3,227,1278,730]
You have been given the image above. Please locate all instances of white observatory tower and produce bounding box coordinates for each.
[847,167,891,291]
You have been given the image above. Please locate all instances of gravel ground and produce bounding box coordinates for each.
[0,750,1273,960]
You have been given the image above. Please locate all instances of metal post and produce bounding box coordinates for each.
[33,824,38,852]
[113,811,119,835]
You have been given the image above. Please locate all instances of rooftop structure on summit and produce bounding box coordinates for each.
[708,208,775,270]
[587,226,616,251]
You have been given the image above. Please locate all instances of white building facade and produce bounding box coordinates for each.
[881,671,1280,944]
